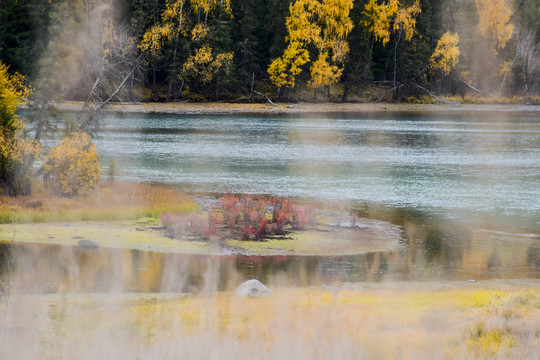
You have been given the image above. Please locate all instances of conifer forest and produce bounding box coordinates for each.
[1,0,540,103]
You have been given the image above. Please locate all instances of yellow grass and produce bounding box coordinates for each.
[2,283,540,359]
[0,181,198,223]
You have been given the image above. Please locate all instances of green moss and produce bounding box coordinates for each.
[0,221,215,254]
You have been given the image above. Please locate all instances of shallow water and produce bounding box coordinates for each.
[4,110,540,292]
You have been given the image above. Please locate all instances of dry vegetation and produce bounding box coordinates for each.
[2,282,540,359]
[0,181,198,223]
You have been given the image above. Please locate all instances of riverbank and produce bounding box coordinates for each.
[48,100,540,115]
[3,279,540,359]
[0,181,402,256]
[0,217,402,256]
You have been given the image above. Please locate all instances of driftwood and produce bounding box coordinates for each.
[253,90,280,107]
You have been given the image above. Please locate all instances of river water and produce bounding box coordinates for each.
[2,110,540,292]
[98,111,540,227]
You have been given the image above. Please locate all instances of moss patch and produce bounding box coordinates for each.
[0,220,216,254]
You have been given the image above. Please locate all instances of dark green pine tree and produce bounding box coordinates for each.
[230,0,265,96]
[0,0,36,76]
[341,0,374,101]
[129,0,166,100]
[208,5,235,99]
[392,0,435,100]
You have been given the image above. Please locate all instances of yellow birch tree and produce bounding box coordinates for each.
[43,132,101,197]
[361,0,399,45]
[0,62,41,195]
[139,0,233,95]
[362,0,421,84]
[429,32,460,76]
[475,0,514,49]
[268,0,354,91]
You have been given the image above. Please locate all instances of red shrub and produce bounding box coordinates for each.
[162,194,317,241]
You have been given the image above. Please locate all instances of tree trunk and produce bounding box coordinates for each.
[128,72,135,102]
[34,97,49,141]
[152,63,158,100]
[342,82,349,102]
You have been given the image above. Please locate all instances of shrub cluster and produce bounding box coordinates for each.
[161,194,317,241]
[43,132,101,196]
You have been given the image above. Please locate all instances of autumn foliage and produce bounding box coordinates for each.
[429,32,460,76]
[162,194,317,241]
[268,0,354,90]
[43,132,101,196]
[0,61,41,196]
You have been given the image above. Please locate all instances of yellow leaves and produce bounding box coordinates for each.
[162,0,186,23]
[394,0,421,42]
[429,32,460,76]
[181,45,233,85]
[499,60,513,76]
[191,23,209,42]
[140,0,234,93]
[362,0,399,45]
[0,62,31,120]
[286,0,320,44]
[140,25,169,58]
[0,61,41,196]
[191,0,231,17]
[0,135,41,166]
[268,46,310,88]
[362,0,421,45]
[475,0,514,49]
[140,0,232,58]
[309,52,342,88]
[268,58,290,88]
[329,39,349,63]
[44,132,101,197]
[268,0,354,89]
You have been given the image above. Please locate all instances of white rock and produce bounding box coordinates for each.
[235,279,272,298]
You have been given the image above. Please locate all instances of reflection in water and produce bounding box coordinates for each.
[11,111,540,293]
[2,217,539,294]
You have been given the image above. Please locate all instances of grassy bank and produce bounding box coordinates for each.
[2,281,540,359]
[0,181,198,224]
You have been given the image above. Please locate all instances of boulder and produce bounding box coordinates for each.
[235,279,271,298]
[77,239,100,251]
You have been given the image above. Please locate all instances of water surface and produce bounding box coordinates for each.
[4,110,540,291]
[97,111,540,228]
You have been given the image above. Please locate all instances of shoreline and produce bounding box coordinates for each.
[45,100,540,115]
[0,218,401,256]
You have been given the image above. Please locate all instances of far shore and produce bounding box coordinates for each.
[43,100,540,115]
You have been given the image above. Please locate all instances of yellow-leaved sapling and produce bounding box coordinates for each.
[43,132,101,196]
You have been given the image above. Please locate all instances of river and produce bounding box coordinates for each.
[2,109,540,292]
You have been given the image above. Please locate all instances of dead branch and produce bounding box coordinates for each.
[253,90,280,107]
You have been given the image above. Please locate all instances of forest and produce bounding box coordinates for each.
[1,0,540,103]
